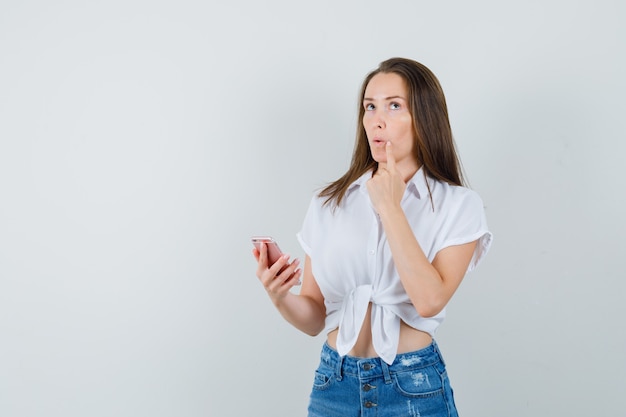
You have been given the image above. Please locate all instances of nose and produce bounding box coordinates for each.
[371,110,386,130]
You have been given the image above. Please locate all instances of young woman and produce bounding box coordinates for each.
[253,57,492,417]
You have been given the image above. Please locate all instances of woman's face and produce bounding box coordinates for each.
[362,72,418,173]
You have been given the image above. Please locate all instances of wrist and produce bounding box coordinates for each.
[271,291,290,308]
[376,201,402,218]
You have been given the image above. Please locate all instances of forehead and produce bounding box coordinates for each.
[364,72,408,98]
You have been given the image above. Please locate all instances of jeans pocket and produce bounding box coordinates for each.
[392,366,444,398]
[312,363,335,391]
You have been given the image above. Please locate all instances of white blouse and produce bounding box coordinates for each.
[297,168,492,365]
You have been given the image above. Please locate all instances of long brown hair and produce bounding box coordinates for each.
[319,57,465,208]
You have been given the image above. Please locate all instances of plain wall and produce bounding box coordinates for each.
[1,0,624,416]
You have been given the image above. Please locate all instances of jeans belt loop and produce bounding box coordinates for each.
[335,353,344,381]
[381,359,392,384]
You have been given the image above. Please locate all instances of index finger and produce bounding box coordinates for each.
[386,141,396,171]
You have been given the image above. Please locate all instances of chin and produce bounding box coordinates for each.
[370,152,386,164]
[372,155,387,164]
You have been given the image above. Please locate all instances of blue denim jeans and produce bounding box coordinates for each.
[308,341,459,417]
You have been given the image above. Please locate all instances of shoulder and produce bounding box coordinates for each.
[314,171,372,211]
[433,181,485,212]
[302,192,334,222]
[434,182,490,244]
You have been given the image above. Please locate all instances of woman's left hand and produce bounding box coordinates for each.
[366,141,406,215]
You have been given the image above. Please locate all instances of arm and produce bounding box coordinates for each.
[377,206,476,318]
[253,244,325,336]
[367,142,477,318]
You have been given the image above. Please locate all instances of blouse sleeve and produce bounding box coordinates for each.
[438,189,493,273]
[296,196,319,257]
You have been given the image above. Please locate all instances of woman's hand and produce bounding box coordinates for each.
[366,141,406,215]
[252,242,302,305]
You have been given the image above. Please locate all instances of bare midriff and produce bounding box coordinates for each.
[326,302,432,358]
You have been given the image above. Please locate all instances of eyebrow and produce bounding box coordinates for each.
[363,95,406,101]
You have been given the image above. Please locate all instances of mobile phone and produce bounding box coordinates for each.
[251,236,301,286]
[251,236,284,266]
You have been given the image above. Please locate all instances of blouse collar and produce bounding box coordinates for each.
[348,166,432,200]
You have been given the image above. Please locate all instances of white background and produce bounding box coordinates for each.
[1,1,624,416]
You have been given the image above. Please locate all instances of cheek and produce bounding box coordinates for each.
[402,117,415,138]
[391,115,413,138]
[363,124,375,140]
[362,115,373,131]
[399,113,413,128]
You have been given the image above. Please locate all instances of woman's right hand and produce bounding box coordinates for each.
[252,242,302,305]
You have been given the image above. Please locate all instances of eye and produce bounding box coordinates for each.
[390,102,401,110]
[364,103,375,111]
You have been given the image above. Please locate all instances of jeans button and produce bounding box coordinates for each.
[365,401,377,408]
[363,383,375,392]
[363,363,372,370]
